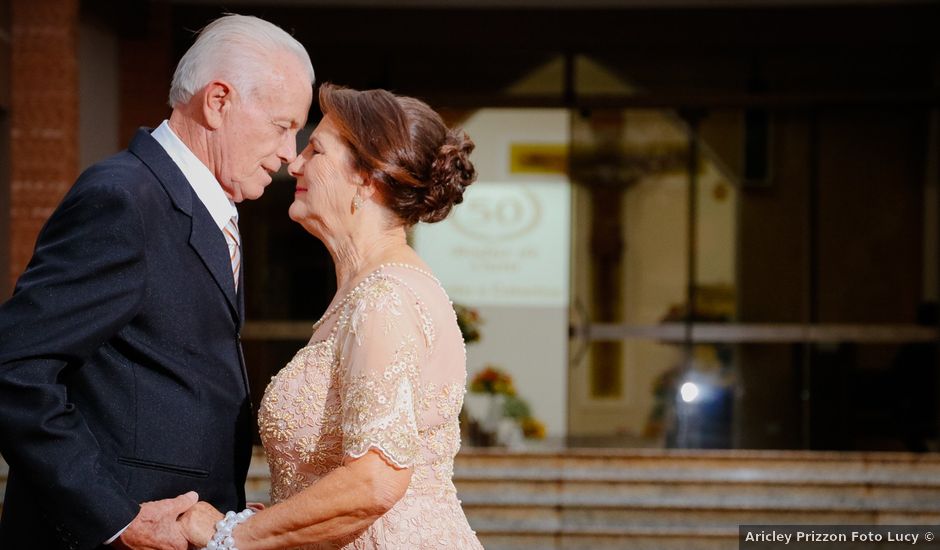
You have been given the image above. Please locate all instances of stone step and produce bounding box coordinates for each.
[477,522,940,550]
[478,531,737,550]
[449,450,940,550]
[453,479,940,511]
[453,449,940,487]
[461,504,940,532]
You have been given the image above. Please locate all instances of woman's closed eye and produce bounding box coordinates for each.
[297,144,318,159]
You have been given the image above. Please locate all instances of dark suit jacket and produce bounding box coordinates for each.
[0,129,253,550]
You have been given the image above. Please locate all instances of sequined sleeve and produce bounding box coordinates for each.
[337,277,430,469]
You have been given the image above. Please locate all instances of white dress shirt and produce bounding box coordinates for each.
[104,121,237,546]
[151,120,238,230]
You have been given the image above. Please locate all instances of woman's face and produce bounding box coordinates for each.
[288,114,362,236]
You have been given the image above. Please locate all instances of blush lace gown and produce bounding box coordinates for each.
[258,264,484,549]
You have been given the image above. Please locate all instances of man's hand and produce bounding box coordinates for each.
[178,501,225,548]
[111,491,198,550]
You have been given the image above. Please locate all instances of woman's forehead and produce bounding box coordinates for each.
[312,114,340,141]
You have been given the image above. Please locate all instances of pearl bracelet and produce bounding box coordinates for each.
[200,508,254,550]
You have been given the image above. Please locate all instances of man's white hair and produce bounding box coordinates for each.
[168,14,314,108]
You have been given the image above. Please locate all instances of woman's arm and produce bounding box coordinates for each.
[181,449,411,549]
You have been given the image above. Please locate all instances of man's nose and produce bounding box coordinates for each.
[278,134,298,164]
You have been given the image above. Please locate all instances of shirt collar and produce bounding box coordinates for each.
[151,120,237,230]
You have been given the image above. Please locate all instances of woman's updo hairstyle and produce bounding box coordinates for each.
[319,83,476,225]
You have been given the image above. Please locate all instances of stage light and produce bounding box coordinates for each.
[680,382,700,403]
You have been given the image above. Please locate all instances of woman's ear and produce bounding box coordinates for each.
[358,172,379,199]
[203,80,234,130]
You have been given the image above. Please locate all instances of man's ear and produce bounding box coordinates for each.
[203,80,234,130]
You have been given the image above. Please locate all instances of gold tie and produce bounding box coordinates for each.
[223,216,241,291]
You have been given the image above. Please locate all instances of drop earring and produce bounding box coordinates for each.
[352,194,364,212]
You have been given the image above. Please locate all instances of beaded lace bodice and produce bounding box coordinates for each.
[258,264,483,549]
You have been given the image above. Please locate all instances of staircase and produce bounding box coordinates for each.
[5,448,940,549]
[452,448,940,550]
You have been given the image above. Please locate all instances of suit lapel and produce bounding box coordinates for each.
[237,261,246,324]
[128,128,240,319]
[190,208,240,316]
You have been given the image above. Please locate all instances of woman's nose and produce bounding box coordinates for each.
[287,155,304,177]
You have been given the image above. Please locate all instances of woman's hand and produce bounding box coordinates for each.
[177,501,224,548]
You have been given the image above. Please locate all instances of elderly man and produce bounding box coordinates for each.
[0,14,313,550]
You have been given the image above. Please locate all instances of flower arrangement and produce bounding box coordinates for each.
[468,365,544,440]
[502,394,530,418]
[454,304,483,344]
[469,365,516,396]
[520,417,546,439]
[457,308,545,443]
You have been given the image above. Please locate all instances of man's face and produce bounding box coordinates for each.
[214,52,313,202]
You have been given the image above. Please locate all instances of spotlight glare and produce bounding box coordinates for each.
[680,382,700,403]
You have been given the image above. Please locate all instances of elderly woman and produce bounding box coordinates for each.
[181,83,483,550]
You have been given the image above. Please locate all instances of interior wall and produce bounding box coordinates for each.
[736,108,929,449]
[736,112,812,448]
[79,14,119,170]
[816,109,925,325]
[118,2,172,146]
[926,109,939,302]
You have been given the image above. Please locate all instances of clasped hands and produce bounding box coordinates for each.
[112,492,261,550]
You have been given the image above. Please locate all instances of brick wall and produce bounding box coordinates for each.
[4,1,174,294]
[9,0,79,291]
